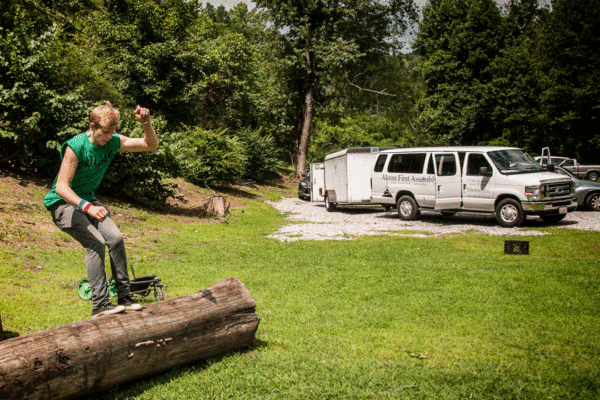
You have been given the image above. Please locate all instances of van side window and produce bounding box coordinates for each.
[388,153,427,174]
[435,154,457,176]
[466,153,492,176]
[427,154,435,174]
[374,154,387,172]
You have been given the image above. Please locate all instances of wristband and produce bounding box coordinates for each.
[78,200,91,212]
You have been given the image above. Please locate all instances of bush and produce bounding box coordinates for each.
[174,127,246,187]
[238,127,282,182]
[101,114,181,209]
[0,26,88,172]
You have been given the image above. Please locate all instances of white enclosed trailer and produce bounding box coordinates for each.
[310,162,325,202]
[323,147,392,211]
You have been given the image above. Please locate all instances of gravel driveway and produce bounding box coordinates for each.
[267,198,600,241]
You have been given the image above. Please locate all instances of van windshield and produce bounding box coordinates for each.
[487,150,542,174]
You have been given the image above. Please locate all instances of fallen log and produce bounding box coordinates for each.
[0,277,259,400]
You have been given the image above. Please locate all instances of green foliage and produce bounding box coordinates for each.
[415,0,503,145]
[237,127,282,182]
[416,0,600,162]
[308,115,421,164]
[92,0,262,132]
[174,127,246,187]
[539,0,600,163]
[0,25,88,170]
[254,0,418,174]
[101,115,181,209]
[2,0,599,205]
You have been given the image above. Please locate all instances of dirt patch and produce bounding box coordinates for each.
[0,169,295,269]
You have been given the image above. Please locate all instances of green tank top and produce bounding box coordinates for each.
[43,132,121,209]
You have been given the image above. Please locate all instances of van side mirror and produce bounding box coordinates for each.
[479,166,492,177]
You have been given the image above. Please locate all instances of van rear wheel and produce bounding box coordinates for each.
[397,195,419,221]
[495,198,524,227]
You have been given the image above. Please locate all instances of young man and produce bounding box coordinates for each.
[43,101,159,318]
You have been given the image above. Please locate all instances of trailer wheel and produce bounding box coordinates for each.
[325,194,337,212]
[495,198,524,227]
[397,195,419,220]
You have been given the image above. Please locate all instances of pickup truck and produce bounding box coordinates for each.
[535,148,600,181]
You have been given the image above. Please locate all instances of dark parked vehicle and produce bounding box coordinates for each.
[553,166,600,211]
[535,147,600,181]
[298,172,311,200]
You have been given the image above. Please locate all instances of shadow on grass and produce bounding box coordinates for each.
[0,329,21,340]
[83,338,269,400]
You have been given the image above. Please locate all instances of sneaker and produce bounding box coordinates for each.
[118,295,143,311]
[92,304,125,318]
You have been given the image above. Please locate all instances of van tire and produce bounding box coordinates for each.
[495,198,524,227]
[397,195,419,221]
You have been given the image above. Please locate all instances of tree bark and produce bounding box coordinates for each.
[207,195,230,217]
[0,277,259,400]
[296,78,316,178]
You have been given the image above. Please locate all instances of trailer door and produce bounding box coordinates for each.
[310,163,325,202]
[433,152,462,210]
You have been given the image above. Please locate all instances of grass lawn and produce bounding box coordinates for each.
[1,175,599,399]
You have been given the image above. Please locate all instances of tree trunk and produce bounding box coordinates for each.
[0,277,259,400]
[296,78,316,177]
[206,195,230,217]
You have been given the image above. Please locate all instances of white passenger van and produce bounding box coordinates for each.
[371,146,577,227]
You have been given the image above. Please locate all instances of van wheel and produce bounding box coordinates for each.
[397,196,419,221]
[495,199,524,227]
[325,194,337,212]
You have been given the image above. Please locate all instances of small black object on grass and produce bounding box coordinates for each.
[504,240,529,255]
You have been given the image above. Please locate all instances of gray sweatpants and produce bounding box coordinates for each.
[49,201,131,309]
